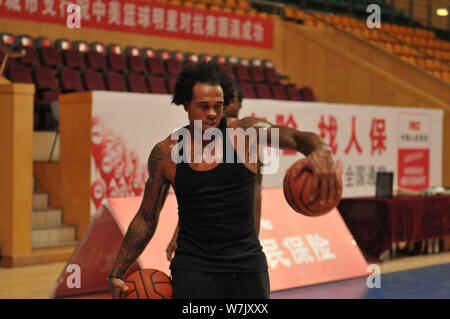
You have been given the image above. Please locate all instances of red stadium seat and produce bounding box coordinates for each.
[33,66,59,104]
[15,35,40,67]
[249,65,266,83]
[255,83,272,99]
[86,51,108,71]
[58,68,83,92]
[167,76,177,93]
[106,44,127,73]
[147,57,167,75]
[166,58,182,75]
[126,73,148,93]
[264,67,279,83]
[38,46,63,69]
[85,42,108,71]
[6,64,33,83]
[56,39,86,70]
[233,64,252,82]
[147,75,168,94]
[126,46,147,74]
[270,84,288,100]
[17,45,40,67]
[299,86,317,101]
[33,66,58,91]
[240,82,257,99]
[285,84,301,101]
[105,71,127,91]
[82,70,106,91]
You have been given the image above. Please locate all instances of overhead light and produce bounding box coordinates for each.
[436,8,448,16]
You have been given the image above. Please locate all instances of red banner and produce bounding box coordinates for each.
[0,0,273,49]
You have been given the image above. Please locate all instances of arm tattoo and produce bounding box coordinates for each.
[110,143,169,277]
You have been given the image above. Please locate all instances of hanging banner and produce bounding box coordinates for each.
[0,0,274,49]
[89,91,443,214]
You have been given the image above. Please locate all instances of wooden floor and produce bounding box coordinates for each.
[1,251,449,299]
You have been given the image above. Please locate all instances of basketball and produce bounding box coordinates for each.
[283,159,343,217]
[119,269,173,299]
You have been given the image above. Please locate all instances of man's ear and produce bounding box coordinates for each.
[183,102,190,112]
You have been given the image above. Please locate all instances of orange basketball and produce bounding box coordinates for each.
[119,269,173,299]
[283,159,342,217]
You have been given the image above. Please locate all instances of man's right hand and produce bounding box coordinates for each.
[108,277,129,299]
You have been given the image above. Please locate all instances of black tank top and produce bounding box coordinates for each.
[170,117,267,272]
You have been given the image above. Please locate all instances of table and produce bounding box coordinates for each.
[337,195,450,261]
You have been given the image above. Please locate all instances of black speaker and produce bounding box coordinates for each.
[376,172,393,199]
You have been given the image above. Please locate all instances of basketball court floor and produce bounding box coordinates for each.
[0,251,449,299]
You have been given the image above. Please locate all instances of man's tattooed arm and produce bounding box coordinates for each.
[110,142,170,278]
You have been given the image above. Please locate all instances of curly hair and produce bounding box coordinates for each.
[171,60,236,106]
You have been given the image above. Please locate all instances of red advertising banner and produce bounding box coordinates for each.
[0,0,273,49]
[398,149,430,190]
[51,190,368,297]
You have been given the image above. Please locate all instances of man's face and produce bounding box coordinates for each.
[223,90,241,118]
[184,83,224,132]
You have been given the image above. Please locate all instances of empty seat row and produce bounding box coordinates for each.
[1,33,282,85]
[239,82,316,101]
[6,64,177,104]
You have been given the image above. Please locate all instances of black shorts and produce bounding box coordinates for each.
[171,270,270,299]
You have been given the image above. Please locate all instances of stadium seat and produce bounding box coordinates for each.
[85,42,108,72]
[147,57,167,75]
[166,76,177,93]
[265,67,279,84]
[82,69,106,91]
[35,37,63,69]
[58,68,83,93]
[285,84,301,101]
[255,83,273,99]
[270,84,288,100]
[107,44,128,73]
[249,65,266,83]
[299,86,317,101]
[56,39,86,70]
[233,64,252,82]
[126,73,148,93]
[17,46,40,67]
[33,66,59,104]
[33,66,58,91]
[126,46,147,74]
[6,64,33,83]
[240,82,257,99]
[147,75,168,94]
[105,71,127,91]
[166,58,182,75]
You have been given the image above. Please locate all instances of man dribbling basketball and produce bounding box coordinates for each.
[165,84,263,262]
[108,61,339,299]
